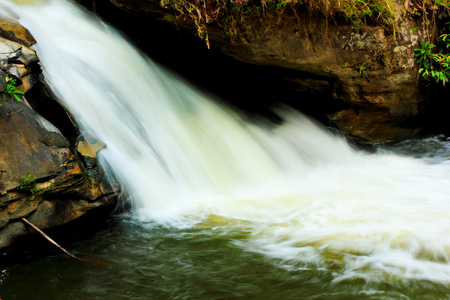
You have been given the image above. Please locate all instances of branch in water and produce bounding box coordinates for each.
[21,217,102,265]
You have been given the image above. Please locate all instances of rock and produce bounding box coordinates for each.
[204,17,425,143]
[0,94,120,248]
[16,73,39,93]
[0,35,39,94]
[0,36,38,67]
[101,0,431,143]
[0,18,121,249]
[328,108,420,143]
[0,102,69,192]
[0,17,36,47]
[77,134,106,168]
[76,134,121,200]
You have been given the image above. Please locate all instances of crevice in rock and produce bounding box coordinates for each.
[26,81,80,147]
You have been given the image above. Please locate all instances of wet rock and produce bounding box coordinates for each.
[0,17,36,47]
[0,17,121,249]
[0,35,38,94]
[0,95,119,248]
[206,18,424,143]
[77,134,106,168]
[102,0,429,143]
[328,108,420,143]
[76,134,121,201]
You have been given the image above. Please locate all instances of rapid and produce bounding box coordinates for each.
[2,0,450,298]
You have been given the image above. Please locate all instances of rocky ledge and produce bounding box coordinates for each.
[98,0,447,143]
[0,18,120,249]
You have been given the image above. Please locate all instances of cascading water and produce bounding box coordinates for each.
[3,0,450,288]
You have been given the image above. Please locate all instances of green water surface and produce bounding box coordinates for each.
[1,214,449,300]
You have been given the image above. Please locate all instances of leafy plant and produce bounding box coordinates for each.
[414,21,450,86]
[1,77,24,106]
[355,63,368,74]
[19,174,39,195]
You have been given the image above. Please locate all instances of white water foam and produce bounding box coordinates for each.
[3,0,450,283]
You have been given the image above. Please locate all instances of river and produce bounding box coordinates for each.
[1,0,450,298]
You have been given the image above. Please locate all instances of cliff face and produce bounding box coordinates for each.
[96,0,437,143]
[0,18,120,249]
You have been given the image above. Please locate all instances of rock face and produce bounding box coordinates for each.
[209,16,424,142]
[0,18,120,249]
[100,0,430,143]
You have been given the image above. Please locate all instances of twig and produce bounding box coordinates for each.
[21,217,102,265]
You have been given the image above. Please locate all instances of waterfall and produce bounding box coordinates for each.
[3,0,450,284]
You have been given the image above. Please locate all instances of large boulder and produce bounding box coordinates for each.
[0,18,120,249]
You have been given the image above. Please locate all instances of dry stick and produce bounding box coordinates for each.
[21,217,102,265]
